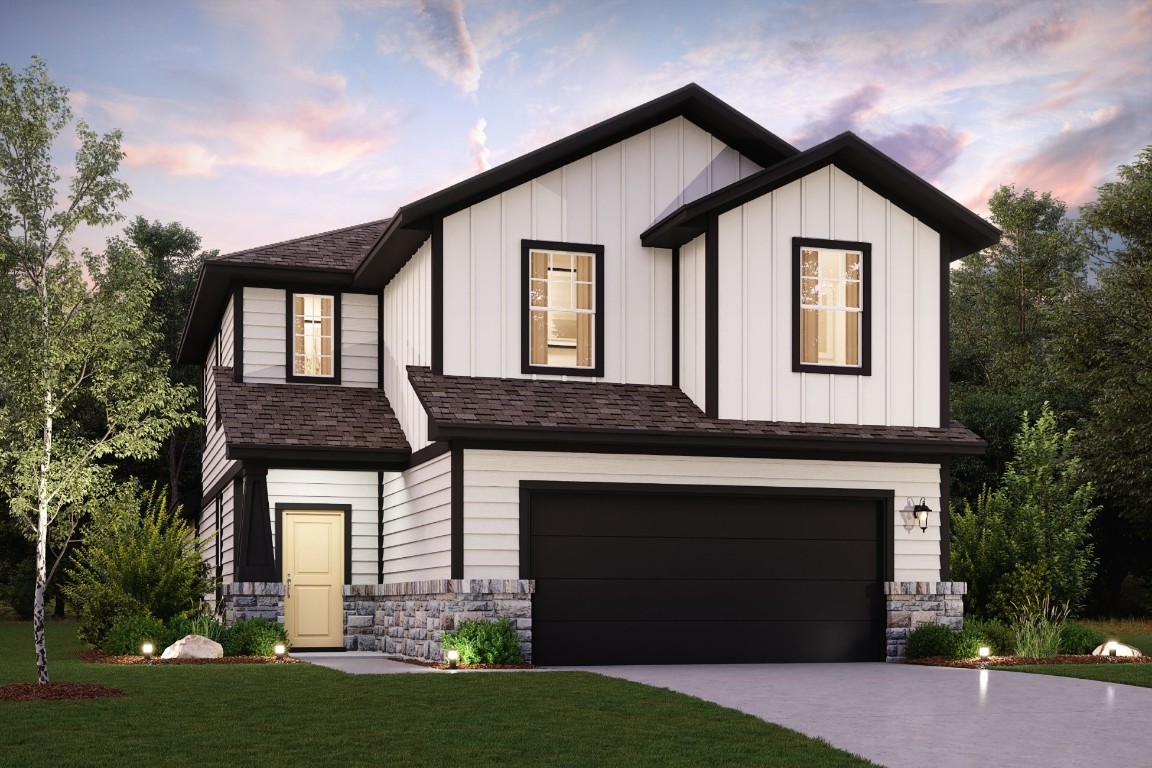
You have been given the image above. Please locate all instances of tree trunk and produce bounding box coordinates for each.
[35,406,52,685]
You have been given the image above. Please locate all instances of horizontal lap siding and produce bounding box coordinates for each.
[716,166,942,427]
[220,294,234,368]
[243,287,286,383]
[442,116,760,384]
[341,293,378,388]
[267,469,378,584]
[199,481,235,584]
[382,240,431,450]
[381,452,451,582]
[463,449,943,582]
[201,337,234,496]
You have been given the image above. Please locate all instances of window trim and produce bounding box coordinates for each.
[791,237,872,376]
[521,239,605,377]
[285,291,342,383]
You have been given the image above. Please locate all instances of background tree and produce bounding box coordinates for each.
[122,217,216,515]
[949,186,1091,499]
[0,57,198,683]
[951,406,1099,620]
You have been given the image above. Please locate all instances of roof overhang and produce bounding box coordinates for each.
[225,443,411,469]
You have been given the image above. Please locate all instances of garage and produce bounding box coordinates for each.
[523,483,891,665]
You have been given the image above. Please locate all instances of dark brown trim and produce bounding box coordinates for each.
[285,291,343,385]
[274,503,353,585]
[940,239,952,427]
[377,470,385,584]
[704,218,719,418]
[450,446,463,579]
[202,460,245,507]
[791,237,873,376]
[232,287,244,383]
[431,218,444,374]
[235,465,277,582]
[214,493,223,604]
[407,440,451,468]
[671,246,680,388]
[520,239,606,378]
[939,459,951,580]
[225,444,410,468]
[377,291,385,390]
[519,481,895,583]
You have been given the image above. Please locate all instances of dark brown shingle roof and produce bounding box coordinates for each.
[407,366,985,454]
[211,219,391,271]
[214,369,409,461]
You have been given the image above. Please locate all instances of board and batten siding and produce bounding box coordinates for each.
[201,336,235,496]
[678,233,707,411]
[381,452,452,583]
[462,449,944,582]
[267,469,378,584]
[382,239,432,450]
[341,293,379,388]
[243,287,287,383]
[441,116,760,384]
[713,165,941,427]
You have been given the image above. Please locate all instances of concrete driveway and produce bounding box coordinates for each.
[563,663,1152,768]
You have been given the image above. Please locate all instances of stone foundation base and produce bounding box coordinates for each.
[344,579,535,662]
[221,582,285,626]
[885,581,966,661]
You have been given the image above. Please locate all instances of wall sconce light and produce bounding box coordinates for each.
[446,648,459,670]
[913,498,931,532]
[978,646,990,669]
[274,643,287,662]
[141,642,154,663]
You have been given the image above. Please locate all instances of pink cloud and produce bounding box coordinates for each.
[468,117,490,172]
[123,142,220,176]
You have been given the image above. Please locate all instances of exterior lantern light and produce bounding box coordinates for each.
[446,648,459,670]
[978,646,991,669]
[913,498,931,532]
[141,642,154,663]
[274,643,287,662]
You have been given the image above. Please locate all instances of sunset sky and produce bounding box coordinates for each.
[3,0,1149,256]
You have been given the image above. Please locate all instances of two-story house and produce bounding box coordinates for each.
[178,84,999,664]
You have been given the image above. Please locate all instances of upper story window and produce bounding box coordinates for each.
[288,292,341,382]
[522,240,605,377]
[793,238,871,375]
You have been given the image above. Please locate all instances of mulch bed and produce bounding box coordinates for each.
[385,655,536,670]
[904,654,1152,668]
[79,649,303,665]
[0,683,124,702]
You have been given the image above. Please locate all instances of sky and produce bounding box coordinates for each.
[2,0,1149,257]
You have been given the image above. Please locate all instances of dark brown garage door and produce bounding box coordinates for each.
[523,483,890,665]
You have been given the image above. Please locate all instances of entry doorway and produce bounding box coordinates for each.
[280,508,347,649]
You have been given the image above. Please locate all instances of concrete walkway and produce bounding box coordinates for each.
[565,663,1152,768]
[292,651,439,674]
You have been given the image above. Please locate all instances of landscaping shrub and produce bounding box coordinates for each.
[167,613,228,645]
[1011,595,1068,658]
[953,624,989,659]
[101,614,171,656]
[966,618,1015,656]
[1059,622,1105,655]
[222,617,288,656]
[905,624,958,659]
[441,618,524,664]
[64,482,215,649]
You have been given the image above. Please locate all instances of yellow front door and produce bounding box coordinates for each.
[283,510,344,648]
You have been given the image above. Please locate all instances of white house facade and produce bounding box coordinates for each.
[179,85,998,663]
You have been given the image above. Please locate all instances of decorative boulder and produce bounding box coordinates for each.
[161,634,224,660]
[1091,641,1143,657]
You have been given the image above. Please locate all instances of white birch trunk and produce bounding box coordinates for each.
[34,278,51,685]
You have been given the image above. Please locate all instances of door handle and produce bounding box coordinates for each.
[286,574,292,598]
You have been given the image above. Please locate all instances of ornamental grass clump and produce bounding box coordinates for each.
[440,618,524,665]
[1011,595,1069,658]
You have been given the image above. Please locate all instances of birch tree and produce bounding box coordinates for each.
[0,58,197,683]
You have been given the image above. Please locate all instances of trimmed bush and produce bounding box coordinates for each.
[222,617,288,656]
[102,614,171,656]
[1059,622,1105,655]
[905,624,957,659]
[953,624,989,659]
[966,618,1015,656]
[167,614,228,646]
[441,618,524,665]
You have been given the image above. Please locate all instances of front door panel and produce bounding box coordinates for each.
[283,511,344,648]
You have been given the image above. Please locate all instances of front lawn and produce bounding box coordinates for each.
[0,622,876,767]
[1081,618,1152,653]
[1004,664,1152,688]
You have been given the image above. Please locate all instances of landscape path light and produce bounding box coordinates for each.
[141,642,154,664]
[446,648,459,670]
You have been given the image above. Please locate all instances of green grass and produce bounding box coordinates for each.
[0,622,876,768]
[1005,664,1152,688]
[1081,618,1152,652]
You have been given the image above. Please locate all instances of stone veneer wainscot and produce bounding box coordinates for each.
[221,582,285,626]
[885,581,966,661]
[344,579,535,661]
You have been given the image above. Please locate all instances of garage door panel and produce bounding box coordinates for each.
[531,493,879,540]
[530,535,879,581]
[533,579,882,622]
[534,620,882,665]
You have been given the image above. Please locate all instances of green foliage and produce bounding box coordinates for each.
[167,613,228,645]
[965,618,1015,656]
[101,613,171,656]
[1011,595,1068,658]
[1059,622,1105,655]
[441,617,525,665]
[950,405,1099,620]
[221,617,288,657]
[953,624,989,659]
[64,482,214,649]
[904,624,957,659]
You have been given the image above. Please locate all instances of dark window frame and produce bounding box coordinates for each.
[791,237,872,376]
[285,291,342,384]
[521,239,605,377]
